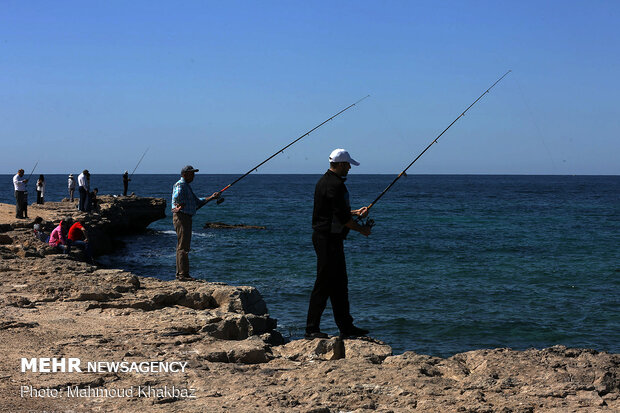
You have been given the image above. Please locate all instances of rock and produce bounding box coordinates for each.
[0,234,12,244]
[0,321,39,330]
[0,201,618,413]
[210,285,269,315]
[227,337,272,364]
[343,337,393,363]
[274,337,345,361]
[1,296,34,308]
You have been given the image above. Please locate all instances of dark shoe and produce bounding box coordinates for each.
[304,331,329,339]
[339,325,369,338]
[176,274,195,281]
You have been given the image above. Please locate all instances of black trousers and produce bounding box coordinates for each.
[15,191,27,218]
[36,190,43,204]
[306,232,354,333]
[78,187,89,211]
[123,181,128,196]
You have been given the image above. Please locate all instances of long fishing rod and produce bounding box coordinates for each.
[26,160,39,182]
[362,70,511,224]
[216,95,370,204]
[130,148,149,178]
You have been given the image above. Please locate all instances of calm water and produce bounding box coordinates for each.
[2,173,619,357]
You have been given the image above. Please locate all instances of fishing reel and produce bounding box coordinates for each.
[216,197,225,205]
[355,216,375,229]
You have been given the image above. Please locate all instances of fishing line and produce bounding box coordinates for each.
[512,75,558,173]
[359,71,512,227]
[215,95,370,205]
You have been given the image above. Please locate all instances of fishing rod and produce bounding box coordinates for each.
[130,148,149,178]
[360,70,511,227]
[215,95,370,204]
[26,160,39,182]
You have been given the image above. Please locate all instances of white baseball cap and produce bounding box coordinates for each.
[329,148,360,166]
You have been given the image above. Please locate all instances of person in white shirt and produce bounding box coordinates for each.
[78,170,90,212]
[13,169,29,219]
[68,174,76,201]
[36,175,45,204]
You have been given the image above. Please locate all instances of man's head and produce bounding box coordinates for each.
[328,149,359,177]
[181,165,199,183]
[18,169,24,176]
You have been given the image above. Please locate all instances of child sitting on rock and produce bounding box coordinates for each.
[89,188,100,212]
[48,218,72,253]
[33,217,49,242]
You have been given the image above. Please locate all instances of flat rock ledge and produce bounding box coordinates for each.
[1,201,618,412]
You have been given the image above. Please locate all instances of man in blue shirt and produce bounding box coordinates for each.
[172,165,220,281]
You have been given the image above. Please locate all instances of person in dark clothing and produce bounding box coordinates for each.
[123,171,130,196]
[89,188,99,212]
[305,149,371,340]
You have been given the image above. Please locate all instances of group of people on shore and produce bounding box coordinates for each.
[14,150,372,339]
[11,169,134,218]
[32,216,94,264]
[171,149,372,339]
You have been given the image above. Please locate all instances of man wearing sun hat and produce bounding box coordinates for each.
[171,165,220,281]
[305,149,372,339]
[68,174,76,201]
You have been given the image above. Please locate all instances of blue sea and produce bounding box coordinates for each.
[2,173,619,357]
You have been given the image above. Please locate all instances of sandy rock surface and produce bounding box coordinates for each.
[0,199,618,412]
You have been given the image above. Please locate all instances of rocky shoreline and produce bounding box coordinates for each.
[0,198,618,412]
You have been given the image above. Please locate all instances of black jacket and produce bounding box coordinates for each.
[312,170,351,237]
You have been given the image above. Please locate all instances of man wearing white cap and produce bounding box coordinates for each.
[171,165,220,281]
[305,149,372,339]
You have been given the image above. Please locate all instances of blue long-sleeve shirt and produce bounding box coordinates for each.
[171,177,207,216]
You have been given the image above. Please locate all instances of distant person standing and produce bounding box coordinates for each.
[36,174,45,204]
[171,165,220,281]
[68,174,76,201]
[305,149,372,339]
[78,170,90,212]
[13,169,29,219]
[123,171,131,196]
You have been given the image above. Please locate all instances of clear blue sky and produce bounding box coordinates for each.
[2,1,618,174]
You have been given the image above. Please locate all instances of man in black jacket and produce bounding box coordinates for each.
[305,149,371,339]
